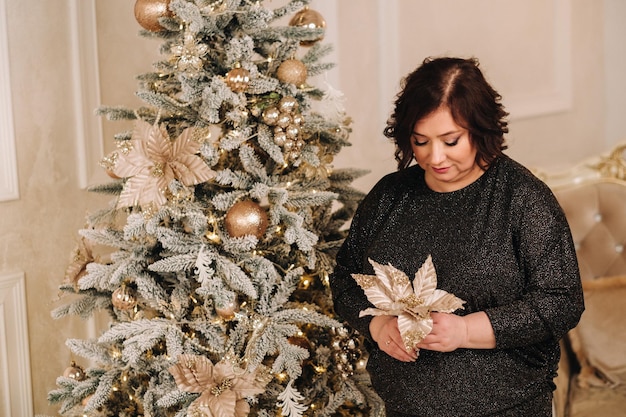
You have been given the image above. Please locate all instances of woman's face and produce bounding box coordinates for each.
[411,107,483,192]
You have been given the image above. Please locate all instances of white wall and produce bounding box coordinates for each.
[604,0,626,147]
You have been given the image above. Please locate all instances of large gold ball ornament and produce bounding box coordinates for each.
[112,285,138,310]
[289,7,326,46]
[225,65,251,93]
[134,0,173,32]
[63,362,86,381]
[276,59,308,86]
[224,200,269,238]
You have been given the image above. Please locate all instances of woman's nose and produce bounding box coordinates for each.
[429,143,446,164]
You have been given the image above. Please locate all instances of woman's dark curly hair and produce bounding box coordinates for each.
[383,57,509,170]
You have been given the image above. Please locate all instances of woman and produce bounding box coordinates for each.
[330,57,584,417]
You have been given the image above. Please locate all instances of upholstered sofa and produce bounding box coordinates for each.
[539,144,626,417]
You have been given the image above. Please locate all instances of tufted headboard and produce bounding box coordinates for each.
[539,144,626,283]
[552,180,626,282]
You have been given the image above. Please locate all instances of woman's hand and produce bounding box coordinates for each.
[417,312,496,352]
[369,315,418,362]
[416,312,468,352]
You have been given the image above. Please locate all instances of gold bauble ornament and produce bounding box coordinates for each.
[261,106,280,126]
[278,96,299,113]
[273,130,287,146]
[215,299,239,320]
[283,140,296,151]
[225,64,251,93]
[224,200,269,238]
[285,124,300,140]
[134,0,173,32]
[292,113,303,126]
[289,7,326,46]
[276,113,292,129]
[112,285,138,310]
[63,361,85,381]
[276,59,307,86]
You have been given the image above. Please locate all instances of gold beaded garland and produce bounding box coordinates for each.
[276,59,307,86]
[134,0,173,32]
[224,200,269,238]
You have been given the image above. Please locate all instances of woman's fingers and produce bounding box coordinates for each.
[372,315,418,361]
[382,337,417,362]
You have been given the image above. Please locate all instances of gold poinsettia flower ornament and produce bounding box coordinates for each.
[168,354,269,417]
[64,236,94,290]
[352,255,465,352]
[105,119,215,209]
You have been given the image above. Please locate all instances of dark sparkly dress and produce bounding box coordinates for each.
[330,156,584,417]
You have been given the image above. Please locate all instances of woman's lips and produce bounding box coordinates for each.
[432,167,449,174]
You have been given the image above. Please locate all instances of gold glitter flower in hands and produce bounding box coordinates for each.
[352,256,465,352]
[107,120,215,210]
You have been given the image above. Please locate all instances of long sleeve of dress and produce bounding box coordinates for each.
[484,178,585,349]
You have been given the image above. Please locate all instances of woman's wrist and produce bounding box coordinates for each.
[461,312,496,349]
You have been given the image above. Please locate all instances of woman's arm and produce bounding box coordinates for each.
[484,182,584,349]
[417,312,495,351]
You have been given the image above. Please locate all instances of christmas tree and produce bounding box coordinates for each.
[48,1,384,416]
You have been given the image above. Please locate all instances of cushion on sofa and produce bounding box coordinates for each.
[569,276,626,388]
[553,181,626,282]
[568,383,626,417]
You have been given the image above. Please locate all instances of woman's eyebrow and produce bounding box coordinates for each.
[411,130,462,138]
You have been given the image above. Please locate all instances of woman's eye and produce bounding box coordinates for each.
[445,137,460,146]
[412,138,427,146]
